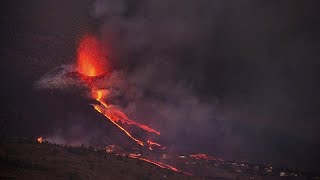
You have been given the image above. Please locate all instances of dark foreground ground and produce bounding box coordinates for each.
[0,137,319,180]
[0,137,190,180]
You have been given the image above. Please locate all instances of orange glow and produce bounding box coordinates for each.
[147,140,161,147]
[128,155,190,175]
[93,90,109,107]
[101,105,160,135]
[93,104,144,146]
[77,35,109,77]
[190,153,208,160]
[37,137,43,143]
[190,154,224,161]
[76,34,160,147]
[92,88,160,147]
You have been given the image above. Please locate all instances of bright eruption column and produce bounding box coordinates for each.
[77,35,109,77]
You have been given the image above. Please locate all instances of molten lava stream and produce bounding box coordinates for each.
[128,155,191,176]
[147,140,162,147]
[93,104,144,146]
[93,90,160,135]
[92,89,161,147]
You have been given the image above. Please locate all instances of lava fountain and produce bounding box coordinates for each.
[77,35,109,77]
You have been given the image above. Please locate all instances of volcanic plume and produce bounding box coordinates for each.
[75,35,161,148]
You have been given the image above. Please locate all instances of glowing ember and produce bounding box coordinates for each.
[105,145,115,153]
[37,137,43,143]
[147,140,162,147]
[190,154,224,161]
[77,34,160,147]
[128,155,191,175]
[77,35,109,77]
[147,140,167,150]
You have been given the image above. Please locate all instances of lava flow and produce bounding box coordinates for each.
[147,140,162,147]
[190,153,224,161]
[77,35,160,147]
[37,137,43,143]
[128,154,191,176]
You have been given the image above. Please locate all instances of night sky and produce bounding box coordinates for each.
[1,0,320,172]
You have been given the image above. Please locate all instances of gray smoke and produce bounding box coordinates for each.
[30,0,320,171]
[88,0,320,171]
[90,0,227,150]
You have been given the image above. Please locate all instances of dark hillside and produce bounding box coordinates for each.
[0,138,190,180]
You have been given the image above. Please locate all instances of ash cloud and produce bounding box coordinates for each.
[91,0,227,151]
[90,0,320,170]
[26,0,320,172]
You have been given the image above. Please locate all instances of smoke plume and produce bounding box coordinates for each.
[31,0,320,171]
[88,0,320,170]
[90,0,227,150]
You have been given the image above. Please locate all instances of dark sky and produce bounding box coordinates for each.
[1,0,320,172]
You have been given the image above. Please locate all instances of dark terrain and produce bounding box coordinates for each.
[0,137,190,180]
[1,138,319,179]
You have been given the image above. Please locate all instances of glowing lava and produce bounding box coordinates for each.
[77,35,109,77]
[93,90,160,135]
[147,140,162,147]
[92,89,160,146]
[128,155,191,175]
[93,104,144,146]
[190,154,224,161]
[37,137,43,143]
[77,34,160,147]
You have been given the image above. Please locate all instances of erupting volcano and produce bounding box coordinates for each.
[75,35,161,148]
[71,36,191,172]
[32,33,314,179]
[71,34,189,174]
[33,34,191,175]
